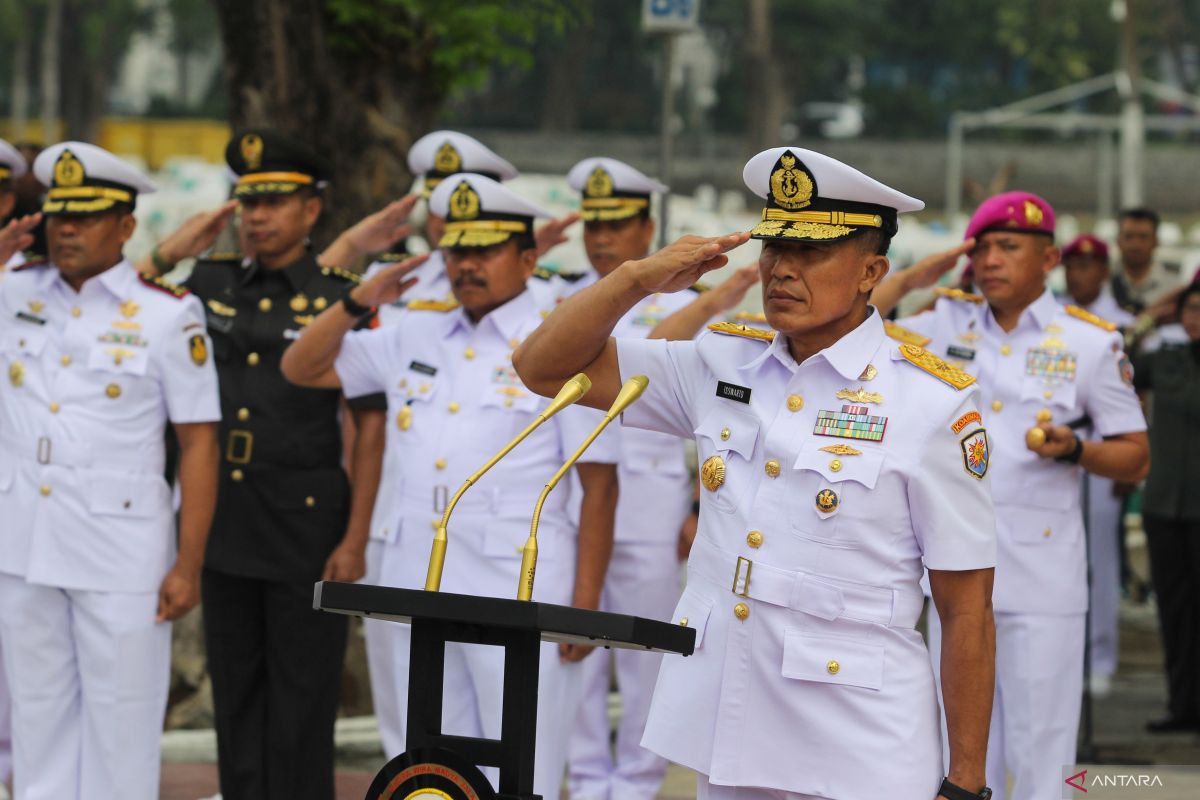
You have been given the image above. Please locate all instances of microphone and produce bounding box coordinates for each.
[424,373,592,592]
[516,375,650,601]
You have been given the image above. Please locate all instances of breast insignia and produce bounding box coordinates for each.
[898,343,976,390]
[1064,305,1118,332]
[883,319,931,347]
[707,321,775,342]
[935,287,985,304]
[138,273,189,298]
[319,265,363,284]
[406,298,461,312]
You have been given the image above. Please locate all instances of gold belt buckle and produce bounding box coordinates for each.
[226,430,254,464]
[732,556,752,598]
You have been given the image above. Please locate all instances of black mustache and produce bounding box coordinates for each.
[454,274,488,288]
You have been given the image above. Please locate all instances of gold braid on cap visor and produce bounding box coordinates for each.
[751,208,886,240]
[43,185,135,214]
[439,219,530,248]
[234,171,315,196]
[580,196,649,222]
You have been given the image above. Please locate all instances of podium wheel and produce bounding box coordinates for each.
[366,747,498,800]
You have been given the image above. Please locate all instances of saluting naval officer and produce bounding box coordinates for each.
[281,171,620,798]
[880,192,1149,800]
[185,129,385,799]
[560,157,757,800]
[0,141,220,800]
[515,147,1000,800]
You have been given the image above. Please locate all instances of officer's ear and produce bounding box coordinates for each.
[117,210,137,244]
[516,240,538,279]
[301,192,323,230]
[859,252,889,294]
[1039,240,1060,275]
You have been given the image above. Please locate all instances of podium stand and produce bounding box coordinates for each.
[315,581,696,800]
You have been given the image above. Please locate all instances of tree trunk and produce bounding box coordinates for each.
[745,0,785,155]
[10,6,31,140]
[40,0,63,140]
[212,0,444,248]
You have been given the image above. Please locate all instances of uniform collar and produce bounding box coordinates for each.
[48,258,135,300]
[979,286,1059,332]
[742,306,884,380]
[241,250,319,293]
[446,288,537,341]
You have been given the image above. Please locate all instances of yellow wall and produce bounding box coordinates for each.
[0,118,231,169]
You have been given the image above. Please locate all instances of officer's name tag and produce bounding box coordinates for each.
[716,380,751,404]
[946,344,976,361]
[409,360,438,376]
[16,311,45,325]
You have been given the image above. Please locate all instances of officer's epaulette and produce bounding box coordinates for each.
[1064,304,1118,332]
[732,310,767,324]
[198,250,243,264]
[320,265,362,284]
[406,298,460,312]
[897,343,975,390]
[883,319,931,347]
[11,256,48,271]
[138,272,189,298]
[707,321,775,342]
[689,282,711,294]
[934,286,985,304]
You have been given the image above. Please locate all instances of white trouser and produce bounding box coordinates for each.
[0,573,170,800]
[568,542,681,800]
[929,608,1084,800]
[363,539,411,759]
[0,632,11,784]
[1085,473,1121,677]
[696,774,828,799]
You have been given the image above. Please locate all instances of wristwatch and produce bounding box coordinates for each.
[340,286,372,318]
[939,778,992,800]
[1054,433,1085,465]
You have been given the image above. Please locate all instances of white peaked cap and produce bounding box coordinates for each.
[429,172,551,249]
[743,146,922,243]
[0,138,28,181]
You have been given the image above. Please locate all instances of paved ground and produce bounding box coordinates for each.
[158,589,1200,799]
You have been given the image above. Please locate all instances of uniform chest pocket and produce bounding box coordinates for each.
[86,343,150,376]
[694,406,761,514]
[781,630,883,691]
[789,444,885,548]
[4,327,48,357]
[1019,374,1077,410]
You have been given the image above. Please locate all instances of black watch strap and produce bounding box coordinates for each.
[1054,434,1084,465]
[340,286,372,318]
[939,778,992,800]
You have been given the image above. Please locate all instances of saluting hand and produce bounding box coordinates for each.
[348,252,430,309]
[1026,423,1079,460]
[343,195,419,255]
[534,212,581,257]
[159,200,239,266]
[156,564,200,623]
[0,212,42,266]
[902,238,976,292]
[627,231,751,295]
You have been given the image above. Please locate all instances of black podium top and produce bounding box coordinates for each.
[314,581,695,656]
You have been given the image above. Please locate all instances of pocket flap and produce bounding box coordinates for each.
[480,383,540,413]
[782,630,883,690]
[793,442,884,488]
[86,472,166,518]
[694,407,760,458]
[6,327,47,356]
[672,587,714,649]
[87,343,149,376]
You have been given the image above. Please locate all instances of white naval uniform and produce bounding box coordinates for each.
[0,250,18,787]
[1065,291,1135,681]
[0,260,219,800]
[902,289,1145,799]
[567,286,697,800]
[335,289,618,799]
[615,309,996,799]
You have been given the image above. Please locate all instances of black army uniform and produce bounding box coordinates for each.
[191,129,376,799]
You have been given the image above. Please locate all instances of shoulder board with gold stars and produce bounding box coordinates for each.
[406,298,461,312]
[707,321,775,342]
[934,287,985,304]
[688,282,710,294]
[897,343,975,390]
[883,319,931,347]
[320,265,362,284]
[1064,304,1118,332]
[138,273,189,298]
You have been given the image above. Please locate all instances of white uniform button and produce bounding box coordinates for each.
[39,485,51,497]
[746,530,763,548]
[1000,344,1012,356]
[70,307,82,318]
[827,660,840,675]
[435,458,447,470]
[48,402,60,413]
[464,348,476,360]
[60,355,72,367]
[679,616,690,626]
[720,427,731,441]
[829,459,843,473]
[991,400,1003,413]
[733,602,750,620]
[764,459,781,478]
[787,394,804,412]
[448,402,461,414]
[1044,527,1052,538]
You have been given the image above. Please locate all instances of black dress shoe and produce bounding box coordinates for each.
[1145,714,1200,733]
